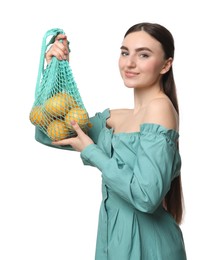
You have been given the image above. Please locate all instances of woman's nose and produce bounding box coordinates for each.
[126,55,136,67]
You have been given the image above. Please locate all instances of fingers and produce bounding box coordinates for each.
[52,121,94,151]
[51,121,82,147]
[55,34,69,55]
[56,34,69,48]
[52,138,73,146]
[46,42,68,62]
[45,34,69,64]
[55,34,67,42]
[70,120,84,136]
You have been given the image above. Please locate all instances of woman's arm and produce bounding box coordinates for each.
[81,127,181,213]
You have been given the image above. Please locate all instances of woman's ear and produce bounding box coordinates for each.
[160,57,173,75]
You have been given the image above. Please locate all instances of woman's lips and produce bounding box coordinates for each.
[124,71,139,78]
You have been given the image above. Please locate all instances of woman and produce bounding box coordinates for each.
[40,22,187,259]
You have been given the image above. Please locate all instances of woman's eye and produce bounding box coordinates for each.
[140,53,149,58]
[121,51,129,56]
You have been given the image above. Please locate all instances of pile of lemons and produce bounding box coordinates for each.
[29,92,90,141]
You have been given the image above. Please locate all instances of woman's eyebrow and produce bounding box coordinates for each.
[120,46,153,52]
[120,46,128,50]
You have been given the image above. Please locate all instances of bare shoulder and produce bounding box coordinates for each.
[144,97,179,131]
[107,108,131,128]
[109,108,130,116]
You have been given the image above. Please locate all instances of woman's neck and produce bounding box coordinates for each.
[133,86,164,112]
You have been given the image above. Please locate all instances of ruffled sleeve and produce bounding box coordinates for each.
[86,108,110,144]
[81,124,181,213]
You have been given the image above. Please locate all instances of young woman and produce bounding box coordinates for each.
[39,22,187,259]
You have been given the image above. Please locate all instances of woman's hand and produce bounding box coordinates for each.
[52,121,94,152]
[45,34,70,64]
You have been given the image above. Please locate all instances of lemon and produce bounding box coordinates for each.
[47,120,70,141]
[65,108,89,129]
[44,92,77,117]
[29,106,46,127]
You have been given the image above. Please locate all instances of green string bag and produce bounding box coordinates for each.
[30,28,91,142]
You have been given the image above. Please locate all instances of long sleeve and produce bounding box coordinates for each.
[81,124,181,213]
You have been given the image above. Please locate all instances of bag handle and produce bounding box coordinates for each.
[35,28,65,96]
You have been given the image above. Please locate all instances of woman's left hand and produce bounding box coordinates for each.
[52,120,94,152]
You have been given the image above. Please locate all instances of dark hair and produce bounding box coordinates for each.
[125,23,184,224]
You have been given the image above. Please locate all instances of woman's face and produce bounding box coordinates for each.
[119,31,171,89]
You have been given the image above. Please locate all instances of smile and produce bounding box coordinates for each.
[124,71,139,78]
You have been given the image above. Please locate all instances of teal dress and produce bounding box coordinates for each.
[35,108,187,260]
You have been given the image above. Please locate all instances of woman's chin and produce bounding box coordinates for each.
[124,83,136,89]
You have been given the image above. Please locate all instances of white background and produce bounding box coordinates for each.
[0,0,222,259]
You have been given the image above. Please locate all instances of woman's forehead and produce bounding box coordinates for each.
[122,31,163,52]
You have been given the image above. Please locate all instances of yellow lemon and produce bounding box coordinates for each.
[44,92,77,117]
[65,108,89,129]
[29,106,45,127]
[47,120,70,141]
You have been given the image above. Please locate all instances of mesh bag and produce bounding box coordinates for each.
[30,28,91,141]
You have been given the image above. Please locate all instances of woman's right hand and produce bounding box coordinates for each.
[45,34,70,64]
